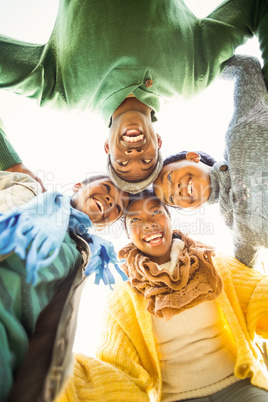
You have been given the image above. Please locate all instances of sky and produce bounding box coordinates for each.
[0,0,267,356]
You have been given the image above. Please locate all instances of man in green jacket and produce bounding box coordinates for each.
[1,0,268,192]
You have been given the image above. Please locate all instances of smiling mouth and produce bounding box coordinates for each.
[93,198,105,215]
[122,129,144,143]
[187,178,193,197]
[143,232,163,244]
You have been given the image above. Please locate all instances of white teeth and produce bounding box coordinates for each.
[126,130,140,134]
[122,132,144,143]
[144,233,162,242]
[95,199,104,214]
[187,179,193,197]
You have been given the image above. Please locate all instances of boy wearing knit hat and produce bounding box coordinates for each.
[154,55,268,268]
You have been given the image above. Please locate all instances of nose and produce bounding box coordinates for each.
[124,148,144,156]
[174,184,182,198]
[105,195,113,208]
[143,221,158,231]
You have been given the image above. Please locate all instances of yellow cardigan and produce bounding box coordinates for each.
[57,254,268,402]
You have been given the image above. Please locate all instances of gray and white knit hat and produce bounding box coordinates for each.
[107,150,164,194]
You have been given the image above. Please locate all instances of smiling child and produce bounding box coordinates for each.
[124,191,173,265]
[71,175,129,228]
[154,55,268,268]
[154,151,214,210]
[57,189,268,402]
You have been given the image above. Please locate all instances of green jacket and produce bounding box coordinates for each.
[0,127,89,401]
[0,119,21,170]
[1,0,268,126]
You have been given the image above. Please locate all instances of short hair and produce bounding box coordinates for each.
[122,188,171,234]
[163,151,216,167]
[81,174,110,186]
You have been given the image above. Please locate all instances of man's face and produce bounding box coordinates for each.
[105,110,162,182]
[154,159,211,209]
[125,197,172,264]
[72,178,129,228]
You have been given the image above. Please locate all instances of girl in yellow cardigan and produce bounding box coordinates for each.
[58,191,268,402]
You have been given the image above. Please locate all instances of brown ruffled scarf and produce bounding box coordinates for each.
[118,231,223,320]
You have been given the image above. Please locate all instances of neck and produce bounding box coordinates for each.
[112,97,151,121]
[149,246,172,265]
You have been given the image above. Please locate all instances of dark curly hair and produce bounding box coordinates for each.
[81,174,110,186]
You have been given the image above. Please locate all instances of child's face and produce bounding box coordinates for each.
[126,197,172,264]
[72,179,129,228]
[154,158,211,209]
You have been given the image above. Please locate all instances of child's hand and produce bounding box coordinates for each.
[6,163,46,193]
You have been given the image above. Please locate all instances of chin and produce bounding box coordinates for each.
[188,203,200,210]
[94,223,107,230]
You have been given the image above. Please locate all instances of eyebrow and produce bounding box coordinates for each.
[115,204,122,214]
[127,203,160,217]
[161,171,167,184]
[107,182,124,214]
[116,168,131,174]
[163,195,169,204]
[116,164,154,174]
[126,211,139,218]
[149,203,160,210]
[141,165,154,172]
[102,182,111,193]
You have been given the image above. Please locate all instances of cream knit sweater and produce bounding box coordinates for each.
[57,254,268,402]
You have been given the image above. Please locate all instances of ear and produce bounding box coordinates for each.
[156,134,162,149]
[72,182,83,192]
[104,139,110,154]
[186,152,201,163]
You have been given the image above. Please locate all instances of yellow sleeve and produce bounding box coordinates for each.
[56,283,154,402]
[56,353,150,402]
[97,309,153,396]
[247,276,268,338]
[214,254,268,339]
